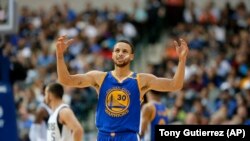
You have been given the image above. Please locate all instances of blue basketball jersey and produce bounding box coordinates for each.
[150,103,168,141]
[96,71,141,133]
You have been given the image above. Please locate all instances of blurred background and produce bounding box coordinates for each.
[0,0,250,140]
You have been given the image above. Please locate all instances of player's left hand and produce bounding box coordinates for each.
[174,38,189,61]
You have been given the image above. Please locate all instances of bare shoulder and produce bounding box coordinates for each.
[138,73,156,80]
[59,107,73,116]
[86,70,107,77]
[142,102,154,111]
[57,107,74,124]
[87,70,107,85]
[137,73,157,87]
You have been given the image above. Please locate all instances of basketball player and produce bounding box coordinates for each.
[44,82,83,141]
[140,90,168,141]
[56,35,188,141]
[29,85,52,141]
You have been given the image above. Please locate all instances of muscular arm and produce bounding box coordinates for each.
[56,36,106,89]
[139,59,186,92]
[57,57,102,88]
[59,108,84,141]
[138,39,188,97]
[140,103,155,137]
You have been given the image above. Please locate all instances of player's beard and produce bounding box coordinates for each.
[113,58,130,68]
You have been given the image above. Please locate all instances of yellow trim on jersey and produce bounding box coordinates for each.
[136,74,142,102]
[97,72,108,95]
[111,71,133,83]
[100,72,108,87]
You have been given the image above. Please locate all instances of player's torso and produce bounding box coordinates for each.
[96,71,141,133]
[150,103,168,141]
[151,103,168,126]
[47,104,73,141]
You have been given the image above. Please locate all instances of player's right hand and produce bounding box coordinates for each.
[56,35,74,55]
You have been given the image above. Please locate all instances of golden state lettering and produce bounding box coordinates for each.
[105,88,130,117]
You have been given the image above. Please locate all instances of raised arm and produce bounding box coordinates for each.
[59,108,84,141]
[56,36,105,89]
[139,39,189,96]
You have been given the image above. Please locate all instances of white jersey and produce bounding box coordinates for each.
[47,104,73,141]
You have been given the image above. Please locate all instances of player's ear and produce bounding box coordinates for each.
[47,93,50,100]
[48,92,53,100]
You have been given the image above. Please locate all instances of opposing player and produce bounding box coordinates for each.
[44,82,83,141]
[29,85,52,141]
[140,90,168,141]
[56,35,188,141]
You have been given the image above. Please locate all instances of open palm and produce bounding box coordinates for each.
[174,38,189,61]
[56,35,74,55]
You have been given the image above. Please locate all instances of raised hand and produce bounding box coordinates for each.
[56,35,74,55]
[173,38,189,61]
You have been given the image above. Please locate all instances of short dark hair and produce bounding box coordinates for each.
[116,40,135,54]
[47,83,64,99]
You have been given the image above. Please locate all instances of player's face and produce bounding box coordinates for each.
[44,87,51,106]
[112,42,134,67]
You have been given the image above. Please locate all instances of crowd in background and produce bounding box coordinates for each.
[0,0,250,140]
[151,0,250,125]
